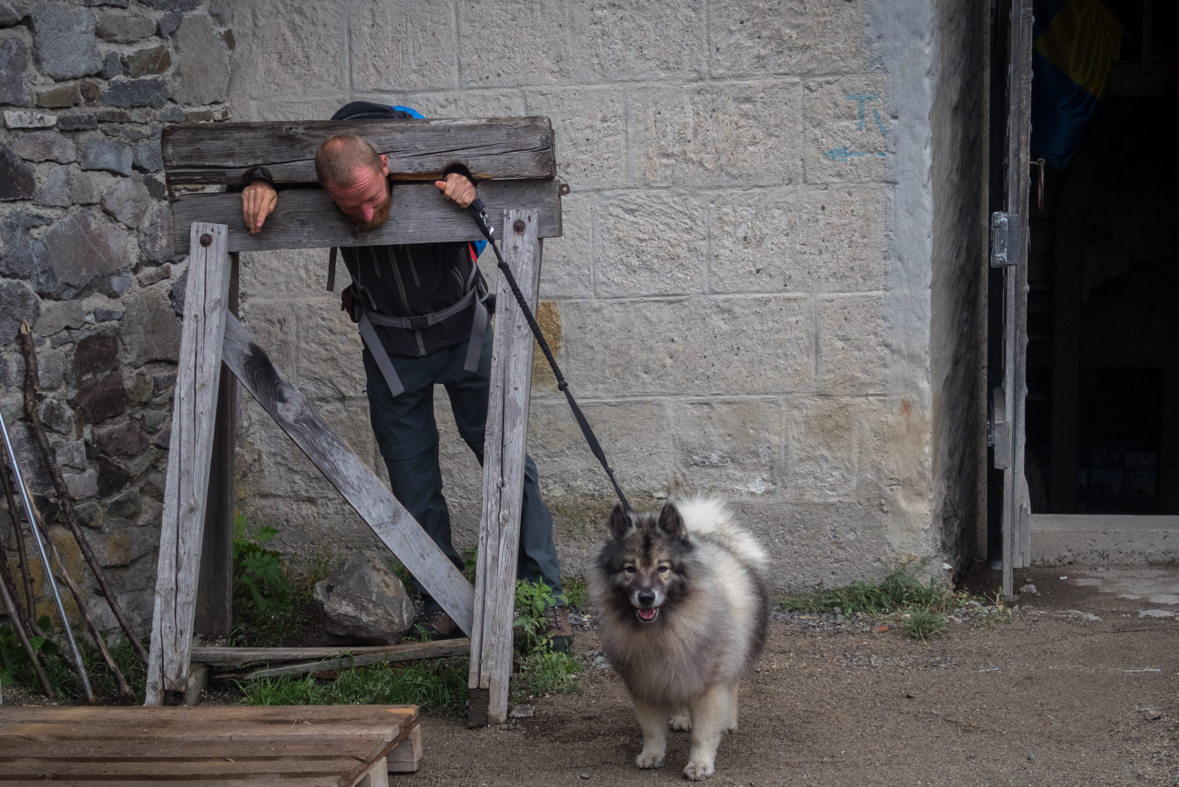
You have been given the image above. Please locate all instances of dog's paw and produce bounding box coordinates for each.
[635,750,665,769]
[683,760,715,781]
[670,714,691,731]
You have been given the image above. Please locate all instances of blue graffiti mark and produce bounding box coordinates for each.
[824,146,888,163]
[844,93,880,131]
[872,107,887,138]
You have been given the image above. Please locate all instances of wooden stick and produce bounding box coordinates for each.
[21,488,132,698]
[0,456,37,624]
[0,565,54,698]
[224,639,471,681]
[0,526,28,631]
[18,322,149,665]
[192,637,470,667]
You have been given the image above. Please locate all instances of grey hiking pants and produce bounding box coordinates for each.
[362,329,563,611]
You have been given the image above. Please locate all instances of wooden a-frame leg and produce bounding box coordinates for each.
[469,209,543,726]
[145,223,233,705]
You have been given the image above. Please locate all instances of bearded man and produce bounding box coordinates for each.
[240,103,572,649]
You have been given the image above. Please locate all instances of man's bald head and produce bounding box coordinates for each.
[315,134,384,188]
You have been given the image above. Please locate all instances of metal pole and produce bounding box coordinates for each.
[0,411,92,701]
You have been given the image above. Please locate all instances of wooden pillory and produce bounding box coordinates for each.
[145,116,562,726]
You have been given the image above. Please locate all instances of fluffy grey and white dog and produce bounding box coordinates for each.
[589,497,770,780]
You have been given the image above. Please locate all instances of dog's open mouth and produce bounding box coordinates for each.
[635,607,659,623]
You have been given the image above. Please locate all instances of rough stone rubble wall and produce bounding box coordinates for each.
[0,0,233,637]
[228,0,965,590]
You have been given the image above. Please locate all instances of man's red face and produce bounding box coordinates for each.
[325,157,391,230]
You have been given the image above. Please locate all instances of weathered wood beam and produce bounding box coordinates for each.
[162,116,555,186]
[191,638,469,666]
[170,179,562,254]
[468,210,542,726]
[145,223,232,705]
[220,313,475,635]
[229,640,471,681]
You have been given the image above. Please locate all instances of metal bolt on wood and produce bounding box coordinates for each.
[200,233,213,247]
[512,219,526,234]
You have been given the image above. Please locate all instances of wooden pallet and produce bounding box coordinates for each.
[0,705,420,786]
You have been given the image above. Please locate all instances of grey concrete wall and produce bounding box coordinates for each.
[929,0,988,571]
[227,0,975,590]
[0,0,234,637]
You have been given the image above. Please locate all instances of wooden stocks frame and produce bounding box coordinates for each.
[145,117,561,725]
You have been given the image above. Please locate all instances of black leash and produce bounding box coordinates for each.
[467,199,633,516]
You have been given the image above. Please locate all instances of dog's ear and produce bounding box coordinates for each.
[658,501,683,538]
[608,503,631,540]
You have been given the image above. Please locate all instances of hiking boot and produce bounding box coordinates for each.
[543,607,574,653]
[415,610,461,640]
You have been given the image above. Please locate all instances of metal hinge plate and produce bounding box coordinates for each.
[990,211,1020,268]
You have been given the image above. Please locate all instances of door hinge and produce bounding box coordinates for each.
[990,211,1020,268]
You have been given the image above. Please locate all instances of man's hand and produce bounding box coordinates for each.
[434,172,476,208]
[242,181,278,234]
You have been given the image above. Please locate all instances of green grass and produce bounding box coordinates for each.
[561,576,589,610]
[902,608,947,640]
[777,562,972,639]
[0,621,147,703]
[238,576,581,714]
[241,658,471,713]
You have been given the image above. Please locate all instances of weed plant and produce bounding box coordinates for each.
[510,579,580,702]
[778,562,972,639]
[0,618,147,702]
[230,515,318,648]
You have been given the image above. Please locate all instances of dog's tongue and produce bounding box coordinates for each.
[637,607,658,621]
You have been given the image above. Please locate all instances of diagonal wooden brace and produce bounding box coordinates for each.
[145,222,476,705]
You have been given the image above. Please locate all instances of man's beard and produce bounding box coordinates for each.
[344,189,392,231]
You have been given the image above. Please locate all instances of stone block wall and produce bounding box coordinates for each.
[0,0,233,637]
[227,0,985,590]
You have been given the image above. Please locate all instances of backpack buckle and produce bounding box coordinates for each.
[406,314,432,330]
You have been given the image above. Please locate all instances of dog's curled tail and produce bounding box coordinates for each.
[675,496,770,575]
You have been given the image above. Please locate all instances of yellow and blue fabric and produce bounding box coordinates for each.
[1031,0,1122,169]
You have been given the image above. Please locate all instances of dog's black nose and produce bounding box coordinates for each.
[637,591,655,607]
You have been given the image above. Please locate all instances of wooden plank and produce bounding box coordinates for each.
[195,252,240,641]
[468,210,542,725]
[221,314,474,634]
[234,640,470,680]
[2,720,399,741]
[170,179,562,254]
[0,737,384,760]
[387,724,422,774]
[145,223,232,704]
[162,116,555,186]
[1,780,334,787]
[0,705,417,723]
[0,758,361,778]
[359,761,389,787]
[192,638,469,666]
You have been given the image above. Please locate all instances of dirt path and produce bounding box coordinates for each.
[406,565,1179,786]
